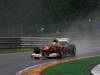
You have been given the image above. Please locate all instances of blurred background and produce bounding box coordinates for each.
[0,0,100,37]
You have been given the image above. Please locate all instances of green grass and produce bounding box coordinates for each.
[0,49,33,54]
[43,56,100,75]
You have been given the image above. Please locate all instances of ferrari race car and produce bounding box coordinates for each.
[31,38,76,59]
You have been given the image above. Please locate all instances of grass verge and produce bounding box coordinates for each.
[42,56,100,75]
[0,49,33,54]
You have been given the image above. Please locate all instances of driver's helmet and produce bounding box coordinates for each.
[53,39,59,43]
[51,39,59,45]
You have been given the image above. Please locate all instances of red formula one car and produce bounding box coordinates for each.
[31,38,76,59]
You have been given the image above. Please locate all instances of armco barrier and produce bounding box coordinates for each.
[0,37,21,49]
[0,37,53,49]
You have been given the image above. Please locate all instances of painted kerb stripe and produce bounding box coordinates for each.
[17,55,100,75]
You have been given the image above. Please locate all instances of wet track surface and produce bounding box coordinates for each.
[0,39,100,75]
[0,36,100,75]
[0,53,98,75]
[0,21,100,75]
[0,52,56,75]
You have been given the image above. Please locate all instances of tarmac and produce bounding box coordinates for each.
[19,55,100,75]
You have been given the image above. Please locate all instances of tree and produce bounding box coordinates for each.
[47,0,98,23]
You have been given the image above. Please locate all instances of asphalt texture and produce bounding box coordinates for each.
[0,37,100,75]
[0,52,53,75]
[0,20,100,75]
[0,35,100,75]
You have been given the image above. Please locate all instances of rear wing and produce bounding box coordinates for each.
[56,38,70,43]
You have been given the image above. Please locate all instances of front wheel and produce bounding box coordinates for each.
[34,57,40,59]
[34,47,41,54]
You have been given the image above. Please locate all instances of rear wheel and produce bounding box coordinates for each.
[69,44,76,57]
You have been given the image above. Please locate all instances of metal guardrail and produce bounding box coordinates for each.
[0,37,21,49]
[0,37,53,49]
[20,37,53,48]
